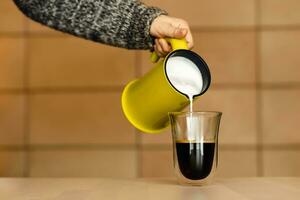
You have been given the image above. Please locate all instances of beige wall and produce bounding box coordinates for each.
[1,0,300,178]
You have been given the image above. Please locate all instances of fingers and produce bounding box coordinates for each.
[150,16,189,39]
[185,28,194,49]
[159,38,171,52]
[154,38,170,57]
[150,15,194,55]
[155,39,163,56]
[168,24,187,39]
[172,26,187,39]
[171,21,193,49]
[173,27,193,49]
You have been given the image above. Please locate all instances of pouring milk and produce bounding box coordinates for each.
[166,56,204,140]
[166,56,203,112]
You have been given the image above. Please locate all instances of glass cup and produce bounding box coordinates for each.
[169,111,222,185]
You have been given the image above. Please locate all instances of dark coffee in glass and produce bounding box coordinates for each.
[176,141,215,180]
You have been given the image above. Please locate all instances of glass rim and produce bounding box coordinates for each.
[168,111,222,117]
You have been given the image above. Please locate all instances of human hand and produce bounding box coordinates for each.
[150,15,193,57]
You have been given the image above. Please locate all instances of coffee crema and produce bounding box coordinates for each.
[176,141,215,180]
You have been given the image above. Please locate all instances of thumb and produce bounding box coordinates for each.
[171,27,187,39]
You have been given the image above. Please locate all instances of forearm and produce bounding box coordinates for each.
[13,0,167,49]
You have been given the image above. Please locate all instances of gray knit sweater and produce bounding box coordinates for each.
[13,0,167,49]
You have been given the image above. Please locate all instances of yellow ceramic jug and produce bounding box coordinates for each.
[121,38,211,133]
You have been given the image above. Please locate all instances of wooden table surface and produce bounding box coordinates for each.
[0,177,299,200]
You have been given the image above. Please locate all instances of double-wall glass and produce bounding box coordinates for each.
[169,111,222,185]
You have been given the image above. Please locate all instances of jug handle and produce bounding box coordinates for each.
[150,38,189,63]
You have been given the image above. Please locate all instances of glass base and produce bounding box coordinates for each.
[174,163,217,186]
[175,173,215,186]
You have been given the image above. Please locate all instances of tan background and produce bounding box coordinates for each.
[1,0,300,178]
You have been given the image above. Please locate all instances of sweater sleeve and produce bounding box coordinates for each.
[13,0,167,49]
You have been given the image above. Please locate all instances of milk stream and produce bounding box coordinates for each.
[188,96,193,113]
[166,56,204,143]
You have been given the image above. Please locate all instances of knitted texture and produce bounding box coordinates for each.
[13,0,167,49]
